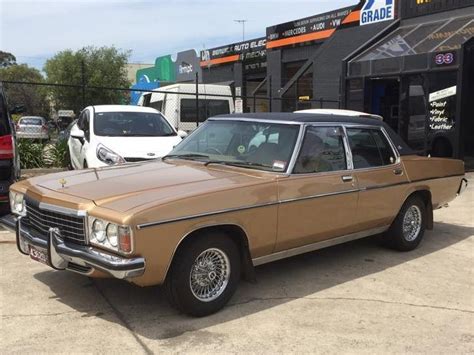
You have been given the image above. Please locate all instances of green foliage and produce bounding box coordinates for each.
[44,46,131,113]
[17,140,44,169]
[17,139,70,169]
[43,140,70,168]
[0,51,16,67]
[0,64,49,117]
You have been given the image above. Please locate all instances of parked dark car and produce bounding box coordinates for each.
[0,83,20,214]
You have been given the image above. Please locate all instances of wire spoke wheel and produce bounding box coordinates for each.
[189,248,231,302]
[402,205,422,241]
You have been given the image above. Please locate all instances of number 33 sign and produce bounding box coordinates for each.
[435,52,455,65]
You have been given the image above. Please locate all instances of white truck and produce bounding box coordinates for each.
[137,83,235,131]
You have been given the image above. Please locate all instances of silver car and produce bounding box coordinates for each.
[16,116,49,140]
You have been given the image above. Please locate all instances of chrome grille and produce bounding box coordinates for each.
[25,201,87,245]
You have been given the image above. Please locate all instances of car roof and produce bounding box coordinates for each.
[92,105,159,114]
[212,113,384,127]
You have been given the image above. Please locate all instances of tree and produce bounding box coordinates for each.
[0,64,49,117]
[0,51,16,67]
[44,46,131,113]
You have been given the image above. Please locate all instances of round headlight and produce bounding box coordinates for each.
[106,223,118,247]
[92,219,106,243]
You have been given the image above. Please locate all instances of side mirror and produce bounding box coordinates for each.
[71,129,85,143]
[177,130,188,139]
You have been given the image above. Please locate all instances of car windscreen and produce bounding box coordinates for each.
[20,117,43,125]
[94,111,176,137]
[168,120,300,172]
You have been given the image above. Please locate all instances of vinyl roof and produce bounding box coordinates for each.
[212,113,384,126]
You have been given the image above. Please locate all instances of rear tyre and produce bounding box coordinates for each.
[164,232,240,317]
[385,196,426,251]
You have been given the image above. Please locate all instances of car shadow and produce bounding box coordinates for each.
[33,221,473,341]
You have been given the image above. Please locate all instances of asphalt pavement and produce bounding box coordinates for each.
[1,174,473,354]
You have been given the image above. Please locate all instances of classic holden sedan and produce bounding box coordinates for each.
[7,113,467,316]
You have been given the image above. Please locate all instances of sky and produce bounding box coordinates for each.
[1,0,355,71]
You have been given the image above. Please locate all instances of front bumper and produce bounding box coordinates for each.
[13,216,145,279]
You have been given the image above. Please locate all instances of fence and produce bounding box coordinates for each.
[1,73,340,133]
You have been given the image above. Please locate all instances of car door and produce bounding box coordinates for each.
[275,125,359,252]
[345,126,409,231]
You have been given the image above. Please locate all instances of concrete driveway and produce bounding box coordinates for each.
[1,176,473,354]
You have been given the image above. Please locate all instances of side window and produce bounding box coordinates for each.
[347,128,395,169]
[294,126,347,174]
[150,100,163,112]
[83,110,90,141]
[77,111,85,130]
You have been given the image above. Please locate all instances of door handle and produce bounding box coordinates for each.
[393,168,403,176]
[341,175,353,182]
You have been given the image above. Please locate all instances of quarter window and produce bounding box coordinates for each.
[347,128,395,169]
[293,126,347,174]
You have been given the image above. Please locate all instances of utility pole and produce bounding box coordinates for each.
[234,19,247,41]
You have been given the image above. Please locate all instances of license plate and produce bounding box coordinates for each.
[29,245,50,266]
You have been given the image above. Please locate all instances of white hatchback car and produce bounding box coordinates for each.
[68,105,186,169]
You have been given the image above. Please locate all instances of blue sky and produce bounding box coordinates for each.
[1,0,355,70]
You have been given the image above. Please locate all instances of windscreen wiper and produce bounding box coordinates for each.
[204,160,273,170]
[162,153,210,161]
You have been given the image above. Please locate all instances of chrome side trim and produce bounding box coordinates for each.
[136,188,360,230]
[279,188,359,204]
[136,201,279,229]
[252,225,389,266]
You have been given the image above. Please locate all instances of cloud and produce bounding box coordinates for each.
[0,0,355,69]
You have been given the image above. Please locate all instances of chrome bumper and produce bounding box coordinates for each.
[458,178,468,195]
[15,217,145,279]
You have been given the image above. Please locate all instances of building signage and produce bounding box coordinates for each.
[428,85,456,131]
[175,49,201,82]
[360,0,395,26]
[266,6,354,49]
[433,52,455,66]
[200,37,267,69]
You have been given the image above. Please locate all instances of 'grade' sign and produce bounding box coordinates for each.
[360,0,395,26]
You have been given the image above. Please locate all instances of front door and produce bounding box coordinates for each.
[276,125,358,252]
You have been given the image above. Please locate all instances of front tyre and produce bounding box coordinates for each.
[385,196,426,251]
[165,232,241,317]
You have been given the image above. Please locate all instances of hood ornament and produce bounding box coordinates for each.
[59,178,67,188]
[147,153,156,157]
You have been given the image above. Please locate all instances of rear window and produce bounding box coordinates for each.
[180,99,230,123]
[20,117,43,125]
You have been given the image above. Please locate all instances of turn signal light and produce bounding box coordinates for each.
[119,226,132,253]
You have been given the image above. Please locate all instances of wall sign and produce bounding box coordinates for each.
[428,85,456,131]
[266,6,354,49]
[360,0,395,26]
[200,37,267,69]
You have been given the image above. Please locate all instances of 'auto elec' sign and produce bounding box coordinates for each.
[360,0,395,25]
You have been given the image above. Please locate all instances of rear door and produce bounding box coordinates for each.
[345,126,409,231]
